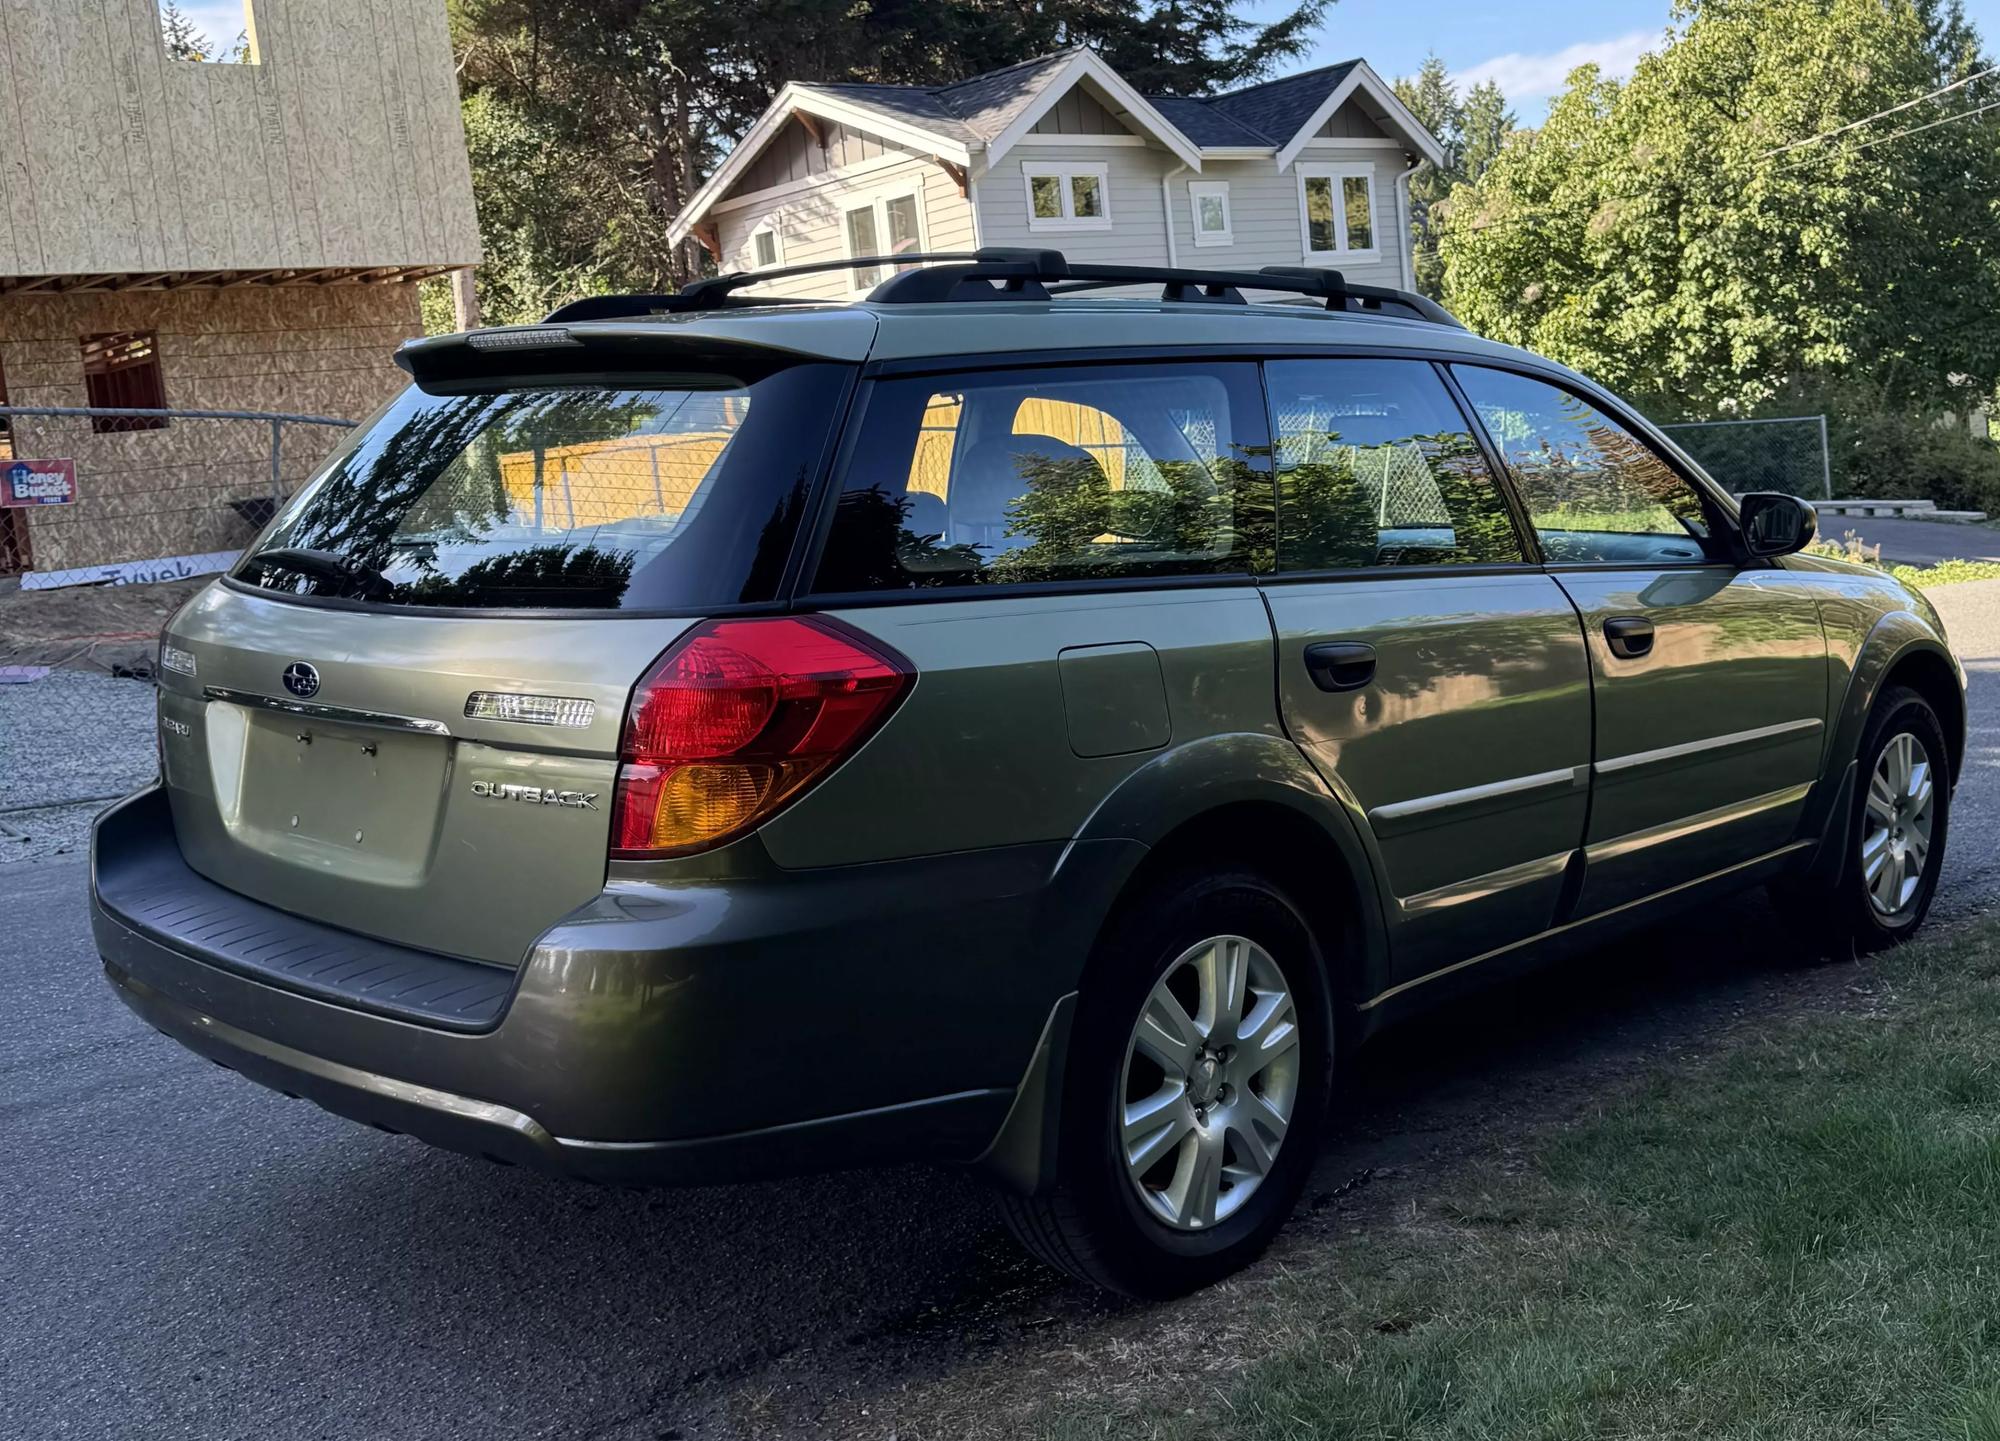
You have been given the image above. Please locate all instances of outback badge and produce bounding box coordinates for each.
[469,780,599,810]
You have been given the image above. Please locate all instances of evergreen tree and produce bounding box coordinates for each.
[1394,54,1516,299]
[449,0,1335,318]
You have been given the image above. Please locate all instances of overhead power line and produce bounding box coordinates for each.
[1777,94,2000,169]
[1760,61,2000,158]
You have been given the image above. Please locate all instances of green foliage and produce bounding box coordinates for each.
[1441,0,2000,420]
[450,0,1333,322]
[417,277,457,337]
[1827,405,2000,512]
[1888,556,2000,587]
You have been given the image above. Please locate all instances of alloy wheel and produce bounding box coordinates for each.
[1118,935,1302,1231]
[1862,731,1936,919]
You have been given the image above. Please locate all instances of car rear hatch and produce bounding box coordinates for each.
[155,315,868,967]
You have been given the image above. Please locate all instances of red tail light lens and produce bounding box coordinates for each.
[610,616,913,857]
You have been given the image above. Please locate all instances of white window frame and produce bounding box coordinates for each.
[1186,181,1233,248]
[1297,163,1381,262]
[749,224,782,271]
[1021,161,1113,232]
[840,185,929,293]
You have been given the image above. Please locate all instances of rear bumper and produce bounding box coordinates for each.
[94,788,1132,1185]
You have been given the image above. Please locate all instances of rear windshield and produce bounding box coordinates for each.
[235,363,849,610]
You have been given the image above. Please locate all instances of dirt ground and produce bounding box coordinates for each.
[0,575,205,674]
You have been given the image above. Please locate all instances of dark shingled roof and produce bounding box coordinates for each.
[791,53,1385,157]
[1206,60,1361,147]
[1144,94,1273,148]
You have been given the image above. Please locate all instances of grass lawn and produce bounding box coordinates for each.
[1044,919,2000,1441]
[1889,558,2000,590]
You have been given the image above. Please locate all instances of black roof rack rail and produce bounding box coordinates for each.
[871,257,1464,327]
[542,251,1030,322]
[542,248,1465,329]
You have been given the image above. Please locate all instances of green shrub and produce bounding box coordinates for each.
[1827,409,2000,510]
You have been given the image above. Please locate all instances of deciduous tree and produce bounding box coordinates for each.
[1440,0,2000,419]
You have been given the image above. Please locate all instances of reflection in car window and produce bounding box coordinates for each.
[812,363,1275,592]
[1267,359,1524,570]
[1453,367,1713,565]
[236,365,847,610]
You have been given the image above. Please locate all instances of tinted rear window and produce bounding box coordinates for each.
[810,361,1274,593]
[236,363,849,610]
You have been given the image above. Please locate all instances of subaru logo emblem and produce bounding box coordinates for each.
[282,662,321,699]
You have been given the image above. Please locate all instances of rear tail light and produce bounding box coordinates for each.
[610,616,913,857]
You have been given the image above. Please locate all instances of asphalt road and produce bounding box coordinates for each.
[4,581,1998,1441]
[1826,514,2000,567]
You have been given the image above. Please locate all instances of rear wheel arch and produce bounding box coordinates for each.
[1054,732,1389,1002]
[984,763,1384,1200]
[1093,800,1376,1011]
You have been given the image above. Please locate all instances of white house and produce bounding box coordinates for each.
[665,48,1444,297]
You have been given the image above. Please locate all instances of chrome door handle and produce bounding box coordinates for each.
[1603,616,1656,659]
[1304,641,1377,692]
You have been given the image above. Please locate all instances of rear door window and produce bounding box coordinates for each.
[811,361,1274,592]
[1268,358,1526,570]
[236,362,850,610]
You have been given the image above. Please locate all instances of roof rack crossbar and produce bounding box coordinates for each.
[540,248,1466,329]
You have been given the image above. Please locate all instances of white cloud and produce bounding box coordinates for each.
[1454,29,1661,105]
[174,2,250,47]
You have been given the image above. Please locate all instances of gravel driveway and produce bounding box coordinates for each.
[3,581,1996,1440]
[0,669,155,862]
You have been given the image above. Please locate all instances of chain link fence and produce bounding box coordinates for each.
[1657,414,1833,499]
[1,405,355,858]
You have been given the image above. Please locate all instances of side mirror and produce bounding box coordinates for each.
[1737,491,1818,558]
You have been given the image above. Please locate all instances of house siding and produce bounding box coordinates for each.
[1163,150,1411,289]
[973,145,1412,289]
[973,144,1177,268]
[725,117,933,199]
[1029,90,1134,136]
[1317,101,1391,140]
[715,153,975,299]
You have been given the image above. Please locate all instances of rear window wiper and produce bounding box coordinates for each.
[246,546,392,599]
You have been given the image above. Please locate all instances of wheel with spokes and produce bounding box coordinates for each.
[1860,729,1938,923]
[1121,935,1302,1232]
[999,868,1333,1297]
[1776,685,1951,955]
[1846,687,1951,947]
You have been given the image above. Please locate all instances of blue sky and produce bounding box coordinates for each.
[1252,0,2000,116]
[175,1,2000,120]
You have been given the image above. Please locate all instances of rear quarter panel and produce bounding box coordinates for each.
[758,586,1283,866]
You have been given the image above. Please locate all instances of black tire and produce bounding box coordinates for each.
[999,867,1335,1298]
[1777,685,1951,955]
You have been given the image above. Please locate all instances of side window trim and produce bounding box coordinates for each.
[1446,361,1736,571]
[1254,354,1541,580]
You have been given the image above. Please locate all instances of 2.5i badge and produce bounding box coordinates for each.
[468,780,599,810]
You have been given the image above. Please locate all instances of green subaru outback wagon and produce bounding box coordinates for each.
[92,251,1964,1297]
